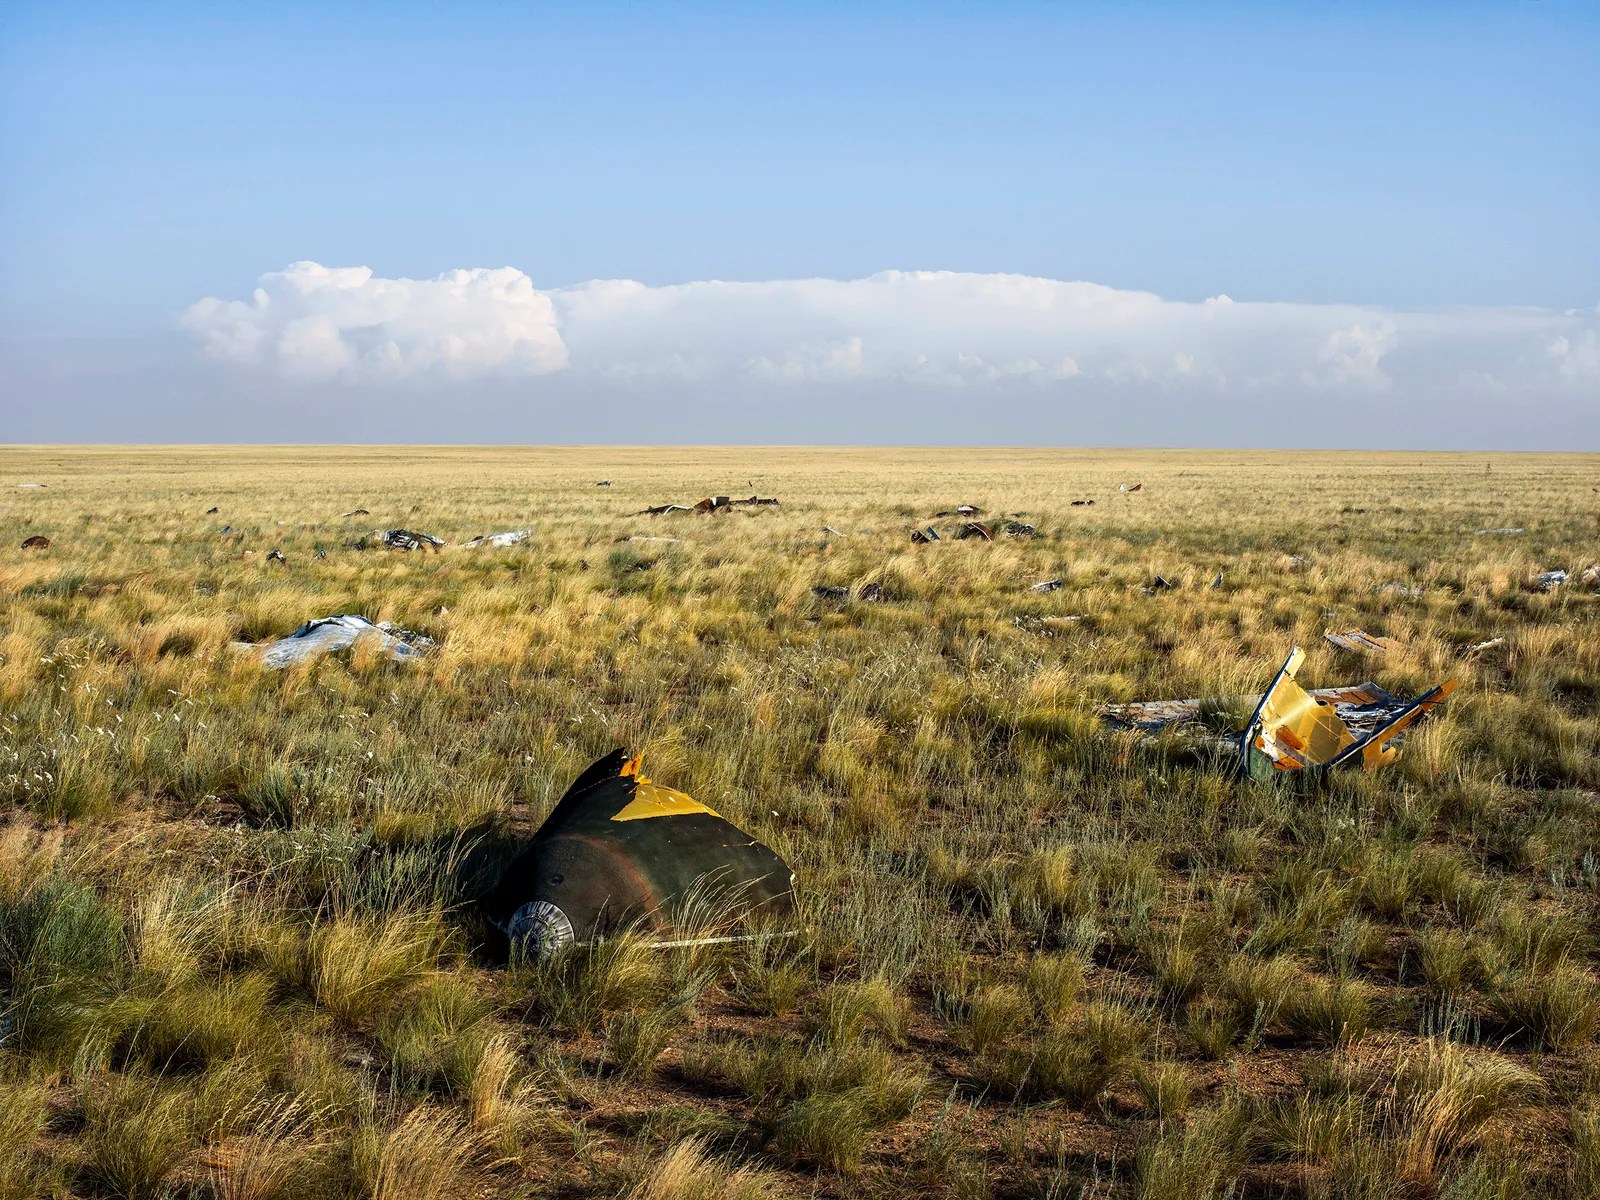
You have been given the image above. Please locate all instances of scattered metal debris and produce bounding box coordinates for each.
[935,505,983,517]
[1004,521,1037,538]
[483,749,797,959]
[822,526,846,537]
[1464,637,1504,658]
[381,529,446,552]
[266,549,286,565]
[695,495,732,514]
[911,526,941,543]
[218,525,234,536]
[1535,570,1567,590]
[1583,565,1599,587]
[341,508,370,517]
[731,495,781,507]
[20,535,50,550]
[1142,576,1178,595]
[1377,582,1424,598]
[1210,572,1224,589]
[314,549,326,560]
[1325,628,1402,655]
[1070,499,1095,507]
[1032,578,1063,592]
[236,614,435,669]
[1013,614,1082,636]
[812,582,886,603]
[1476,527,1524,535]
[461,530,531,549]
[638,503,693,516]
[618,535,682,544]
[1104,646,1456,776]
[16,483,46,489]
[205,506,219,514]
[1129,483,1143,493]
[955,522,993,541]
[595,480,612,486]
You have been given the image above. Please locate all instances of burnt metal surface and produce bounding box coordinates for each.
[485,750,796,954]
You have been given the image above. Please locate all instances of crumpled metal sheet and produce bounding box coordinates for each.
[239,614,434,669]
[1102,646,1456,774]
[461,530,531,549]
[380,529,446,551]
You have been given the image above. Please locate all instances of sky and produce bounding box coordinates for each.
[2,0,1596,448]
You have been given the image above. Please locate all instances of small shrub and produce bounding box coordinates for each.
[626,1135,774,1200]
[1492,964,1600,1051]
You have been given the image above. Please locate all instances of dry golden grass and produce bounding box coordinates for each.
[2,444,1599,1198]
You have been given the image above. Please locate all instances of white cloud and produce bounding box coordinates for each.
[181,261,566,380]
[182,264,1599,412]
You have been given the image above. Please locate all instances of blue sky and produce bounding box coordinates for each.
[2,1,1596,445]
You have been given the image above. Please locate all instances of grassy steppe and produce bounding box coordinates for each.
[3,444,1599,1200]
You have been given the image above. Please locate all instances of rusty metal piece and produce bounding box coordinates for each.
[1004,521,1037,538]
[638,504,693,516]
[205,506,219,514]
[911,526,940,543]
[266,549,286,564]
[955,522,993,541]
[1071,499,1095,506]
[694,495,732,513]
[20,535,50,550]
[340,508,370,517]
[1324,629,1402,655]
[484,750,797,958]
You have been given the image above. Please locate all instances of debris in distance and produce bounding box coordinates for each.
[16,483,46,489]
[822,526,846,537]
[595,480,612,486]
[1534,570,1567,590]
[1004,521,1037,538]
[1324,629,1402,655]
[1013,614,1082,636]
[381,529,446,552]
[935,505,983,517]
[483,749,797,959]
[1210,572,1224,589]
[266,549,286,565]
[955,522,993,541]
[638,504,693,516]
[695,495,732,514]
[341,508,370,517]
[1464,637,1504,658]
[461,530,531,549]
[1582,565,1599,587]
[205,506,219,514]
[617,535,682,544]
[1103,645,1456,776]
[1377,581,1423,598]
[1476,527,1524,535]
[812,582,885,603]
[730,495,781,507]
[219,526,234,535]
[314,549,326,560]
[1129,483,1143,492]
[1142,576,1178,595]
[1071,499,1095,507]
[236,614,434,669]
[20,535,50,550]
[911,526,940,543]
[1031,578,1063,592]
